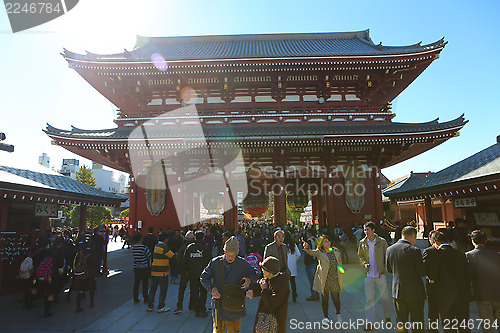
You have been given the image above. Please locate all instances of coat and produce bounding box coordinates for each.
[357,235,388,276]
[250,272,289,333]
[287,244,301,277]
[465,245,500,302]
[263,242,291,277]
[304,247,343,295]
[432,244,471,305]
[386,239,425,301]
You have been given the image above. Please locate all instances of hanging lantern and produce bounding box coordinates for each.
[287,192,308,213]
[202,193,224,214]
[242,193,269,217]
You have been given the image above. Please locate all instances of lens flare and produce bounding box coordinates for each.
[151,53,168,72]
[337,266,345,274]
[328,247,333,252]
[180,86,198,104]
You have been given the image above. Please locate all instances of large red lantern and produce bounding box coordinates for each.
[242,193,269,217]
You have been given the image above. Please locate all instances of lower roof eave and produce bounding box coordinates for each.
[385,174,500,201]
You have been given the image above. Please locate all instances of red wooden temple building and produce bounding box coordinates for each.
[45,30,466,231]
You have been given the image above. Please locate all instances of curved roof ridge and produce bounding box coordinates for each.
[134,30,372,47]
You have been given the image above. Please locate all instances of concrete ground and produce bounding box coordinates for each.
[0,239,484,333]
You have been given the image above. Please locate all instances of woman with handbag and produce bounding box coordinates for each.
[246,256,290,333]
[303,235,344,323]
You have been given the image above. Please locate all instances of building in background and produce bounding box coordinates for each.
[38,153,50,168]
[60,158,79,179]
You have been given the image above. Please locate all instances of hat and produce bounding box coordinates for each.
[185,230,195,240]
[260,256,280,275]
[224,236,239,253]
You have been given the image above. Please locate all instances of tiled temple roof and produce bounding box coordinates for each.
[63,30,446,62]
[385,139,500,198]
[45,115,466,141]
[0,164,126,204]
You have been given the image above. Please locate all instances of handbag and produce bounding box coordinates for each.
[219,260,245,311]
[255,311,278,333]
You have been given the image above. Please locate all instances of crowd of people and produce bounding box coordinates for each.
[16,218,500,333]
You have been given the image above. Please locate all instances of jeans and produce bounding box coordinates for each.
[176,272,190,309]
[148,276,169,309]
[189,275,207,313]
[364,275,391,323]
[305,263,319,298]
[133,267,149,301]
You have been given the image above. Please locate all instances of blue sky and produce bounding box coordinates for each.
[0,0,499,181]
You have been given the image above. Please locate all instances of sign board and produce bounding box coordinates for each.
[35,203,58,217]
[454,197,477,208]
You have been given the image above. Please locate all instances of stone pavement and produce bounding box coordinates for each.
[0,239,484,333]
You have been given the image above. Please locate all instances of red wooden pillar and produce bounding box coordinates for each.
[372,169,383,224]
[193,193,200,225]
[79,204,87,232]
[325,178,335,228]
[224,189,238,231]
[391,199,401,221]
[40,217,50,233]
[273,178,286,228]
[424,197,433,236]
[311,193,319,225]
[129,179,138,231]
[317,191,325,227]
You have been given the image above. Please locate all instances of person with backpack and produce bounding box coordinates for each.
[20,241,44,309]
[285,231,301,303]
[73,239,99,313]
[34,242,57,317]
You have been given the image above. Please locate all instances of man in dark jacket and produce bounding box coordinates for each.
[422,230,439,333]
[386,226,425,333]
[184,231,212,317]
[173,230,195,314]
[466,230,500,333]
[432,230,471,333]
[142,227,158,258]
[200,236,259,332]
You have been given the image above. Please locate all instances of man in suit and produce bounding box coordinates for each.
[465,230,500,333]
[433,230,471,333]
[422,230,439,333]
[142,227,158,259]
[263,230,290,278]
[386,226,425,333]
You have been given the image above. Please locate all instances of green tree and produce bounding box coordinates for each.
[119,208,129,219]
[76,165,96,187]
[70,205,113,228]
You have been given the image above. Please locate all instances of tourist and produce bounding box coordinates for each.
[263,230,290,279]
[200,236,259,333]
[422,230,439,333]
[173,230,195,314]
[132,233,151,304]
[247,256,290,333]
[304,229,320,301]
[466,230,500,333]
[142,227,158,257]
[452,218,473,253]
[386,226,425,333]
[285,230,301,302]
[147,231,175,313]
[184,230,212,317]
[433,230,471,333]
[303,235,344,323]
[357,222,391,330]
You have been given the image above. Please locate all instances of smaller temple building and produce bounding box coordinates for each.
[0,163,126,290]
[384,136,500,241]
